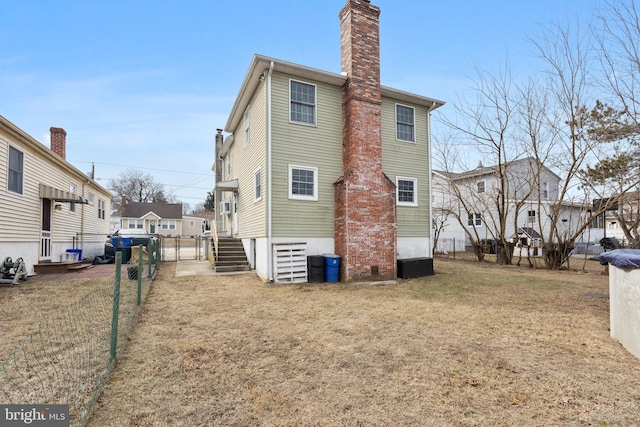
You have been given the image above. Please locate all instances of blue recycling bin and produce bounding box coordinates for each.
[65,248,82,261]
[324,254,341,283]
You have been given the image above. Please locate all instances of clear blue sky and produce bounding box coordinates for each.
[0,0,595,207]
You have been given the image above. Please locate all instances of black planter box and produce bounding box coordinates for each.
[397,257,434,279]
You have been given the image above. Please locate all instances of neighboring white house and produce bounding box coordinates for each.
[433,158,586,253]
[0,116,112,273]
[118,202,212,238]
[120,202,183,237]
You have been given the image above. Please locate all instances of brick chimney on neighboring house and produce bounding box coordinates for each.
[335,0,397,281]
[50,127,67,159]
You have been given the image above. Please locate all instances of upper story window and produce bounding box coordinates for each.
[396,177,418,206]
[542,182,549,199]
[8,146,23,194]
[528,210,536,223]
[396,104,415,142]
[290,80,316,125]
[255,169,262,202]
[189,220,195,228]
[477,180,486,193]
[225,154,231,179]
[244,109,250,147]
[289,165,318,201]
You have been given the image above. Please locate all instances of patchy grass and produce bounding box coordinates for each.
[43,260,640,425]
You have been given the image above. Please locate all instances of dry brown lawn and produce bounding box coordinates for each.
[79,258,640,426]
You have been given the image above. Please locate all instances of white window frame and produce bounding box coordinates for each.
[161,220,176,230]
[396,177,418,207]
[288,165,318,201]
[225,154,231,179]
[395,103,415,143]
[128,219,144,229]
[189,220,195,228]
[289,79,317,126]
[8,145,24,195]
[69,183,77,213]
[98,199,106,220]
[477,180,486,193]
[244,108,250,147]
[88,193,95,205]
[254,168,262,202]
[542,182,549,199]
[528,210,536,224]
[467,213,483,227]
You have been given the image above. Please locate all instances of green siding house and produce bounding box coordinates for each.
[215,0,444,282]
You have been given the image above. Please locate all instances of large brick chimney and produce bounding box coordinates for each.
[335,0,397,281]
[50,127,67,159]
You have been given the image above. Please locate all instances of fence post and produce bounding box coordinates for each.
[137,244,143,306]
[110,251,122,362]
[148,241,153,279]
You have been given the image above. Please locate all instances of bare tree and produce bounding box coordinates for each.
[109,169,173,212]
[437,64,528,264]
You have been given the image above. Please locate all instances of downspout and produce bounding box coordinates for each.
[267,61,275,281]
[427,101,436,257]
[80,181,86,252]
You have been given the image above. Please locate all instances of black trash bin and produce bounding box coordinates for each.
[127,266,139,280]
[307,255,324,283]
[117,247,132,263]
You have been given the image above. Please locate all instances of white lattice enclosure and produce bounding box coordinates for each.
[273,243,307,284]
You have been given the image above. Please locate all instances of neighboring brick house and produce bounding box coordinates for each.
[0,116,112,273]
[120,202,183,237]
[214,0,444,281]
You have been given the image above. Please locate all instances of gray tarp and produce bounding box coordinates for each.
[599,249,640,269]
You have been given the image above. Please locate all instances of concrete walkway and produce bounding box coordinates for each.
[174,260,216,277]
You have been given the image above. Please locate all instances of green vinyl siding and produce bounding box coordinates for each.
[231,82,268,239]
[270,72,343,237]
[381,98,431,237]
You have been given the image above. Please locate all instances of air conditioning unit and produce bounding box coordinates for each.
[220,199,231,215]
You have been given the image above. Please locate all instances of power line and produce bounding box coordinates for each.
[71,160,211,176]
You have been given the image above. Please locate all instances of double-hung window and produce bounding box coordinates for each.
[98,199,106,220]
[528,210,536,223]
[396,104,415,142]
[244,109,250,146]
[289,165,318,201]
[477,180,486,193]
[129,219,144,229]
[290,80,316,125]
[396,177,417,206]
[161,220,176,230]
[254,169,262,201]
[467,213,483,227]
[8,146,23,194]
[69,184,77,212]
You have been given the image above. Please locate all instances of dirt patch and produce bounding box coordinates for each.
[45,260,640,425]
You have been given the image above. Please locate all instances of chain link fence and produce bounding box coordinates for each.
[160,236,210,262]
[0,241,161,426]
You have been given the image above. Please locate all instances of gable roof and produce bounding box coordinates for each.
[0,115,112,199]
[122,202,183,219]
[448,157,562,182]
[224,54,445,133]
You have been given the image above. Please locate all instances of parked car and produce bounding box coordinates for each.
[105,229,157,257]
